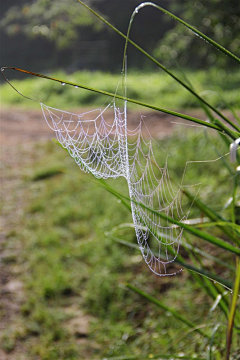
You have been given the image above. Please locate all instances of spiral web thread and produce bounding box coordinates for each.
[41,100,187,276]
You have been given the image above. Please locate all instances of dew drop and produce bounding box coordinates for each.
[117,199,121,203]
[75,85,78,88]
[61,82,65,86]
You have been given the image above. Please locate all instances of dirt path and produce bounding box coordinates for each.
[0,107,180,146]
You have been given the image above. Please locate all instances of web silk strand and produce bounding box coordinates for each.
[40,99,187,276]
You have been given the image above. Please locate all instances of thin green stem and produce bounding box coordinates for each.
[232,170,240,225]
[226,258,240,360]
[118,192,240,256]
[183,189,240,245]
[1,67,226,133]
[133,2,240,65]
[77,0,240,132]
[111,235,233,288]
[213,119,239,141]
[126,283,210,338]
[99,181,240,256]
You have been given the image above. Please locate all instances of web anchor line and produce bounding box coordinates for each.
[41,99,187,276]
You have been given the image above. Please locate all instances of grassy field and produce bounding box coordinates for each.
[1,68,240,110]
[1,115,239,359]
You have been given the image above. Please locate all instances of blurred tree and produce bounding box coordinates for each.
[2,0,237,72]
[153,0,240,68]
[1,0,104,49]
[0,0,170,72]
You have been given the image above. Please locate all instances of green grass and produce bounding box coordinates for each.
[2,3,239,358]
[1,68,240,110]
[1,126,238,359]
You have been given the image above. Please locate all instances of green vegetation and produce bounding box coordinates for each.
[2,0,239,71]
[1,2,240,360]
[1,68,240,110]
[154,0,240,68]
[1,129,239,359]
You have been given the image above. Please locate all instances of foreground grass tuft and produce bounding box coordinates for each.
[1,122,238,359]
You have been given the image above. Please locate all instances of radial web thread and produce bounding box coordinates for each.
[41,100,187,276]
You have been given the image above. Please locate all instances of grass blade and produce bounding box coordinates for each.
[188,249,230,319]
[226,258,240,360]
[77,0,240,132]
[232,170,240,225]
[101,184,240,256]
[132,2,240,65]
[183,189,240,244]
[111,235,233,289]
[1,67,227,134]
[126,283,209,338]
[181,241,235,272]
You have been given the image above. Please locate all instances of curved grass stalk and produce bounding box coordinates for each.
[177,70,240,166]
[1,66,228,134]
[187,249,230,319]
[109,222,236,271]
[137,204,240,255]
[226,258,240,359]
[77,0,240,133]
[232,169,240,225]
[126,283,210,338]
[110,235,233,288]
[181,241,235,272]
[183,189,240,244]
[131,2,240,64]
[122,2,240,132]
[200,89,240,124]
[99,181,240,256]
[194,221,240,232]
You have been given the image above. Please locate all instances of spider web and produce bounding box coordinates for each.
[41,98,187,276]
[41,103,126,179]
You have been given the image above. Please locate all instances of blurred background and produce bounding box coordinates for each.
[1,0,240,110]
[1,0,240,75]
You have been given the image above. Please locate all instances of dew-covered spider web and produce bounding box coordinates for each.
[41,96,188,276]
[1,63,234,276]
[1,0,238,278]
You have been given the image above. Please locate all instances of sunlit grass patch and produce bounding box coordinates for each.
[1,68,240,110]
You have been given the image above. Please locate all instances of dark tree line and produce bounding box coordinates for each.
[0,0,239,77]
